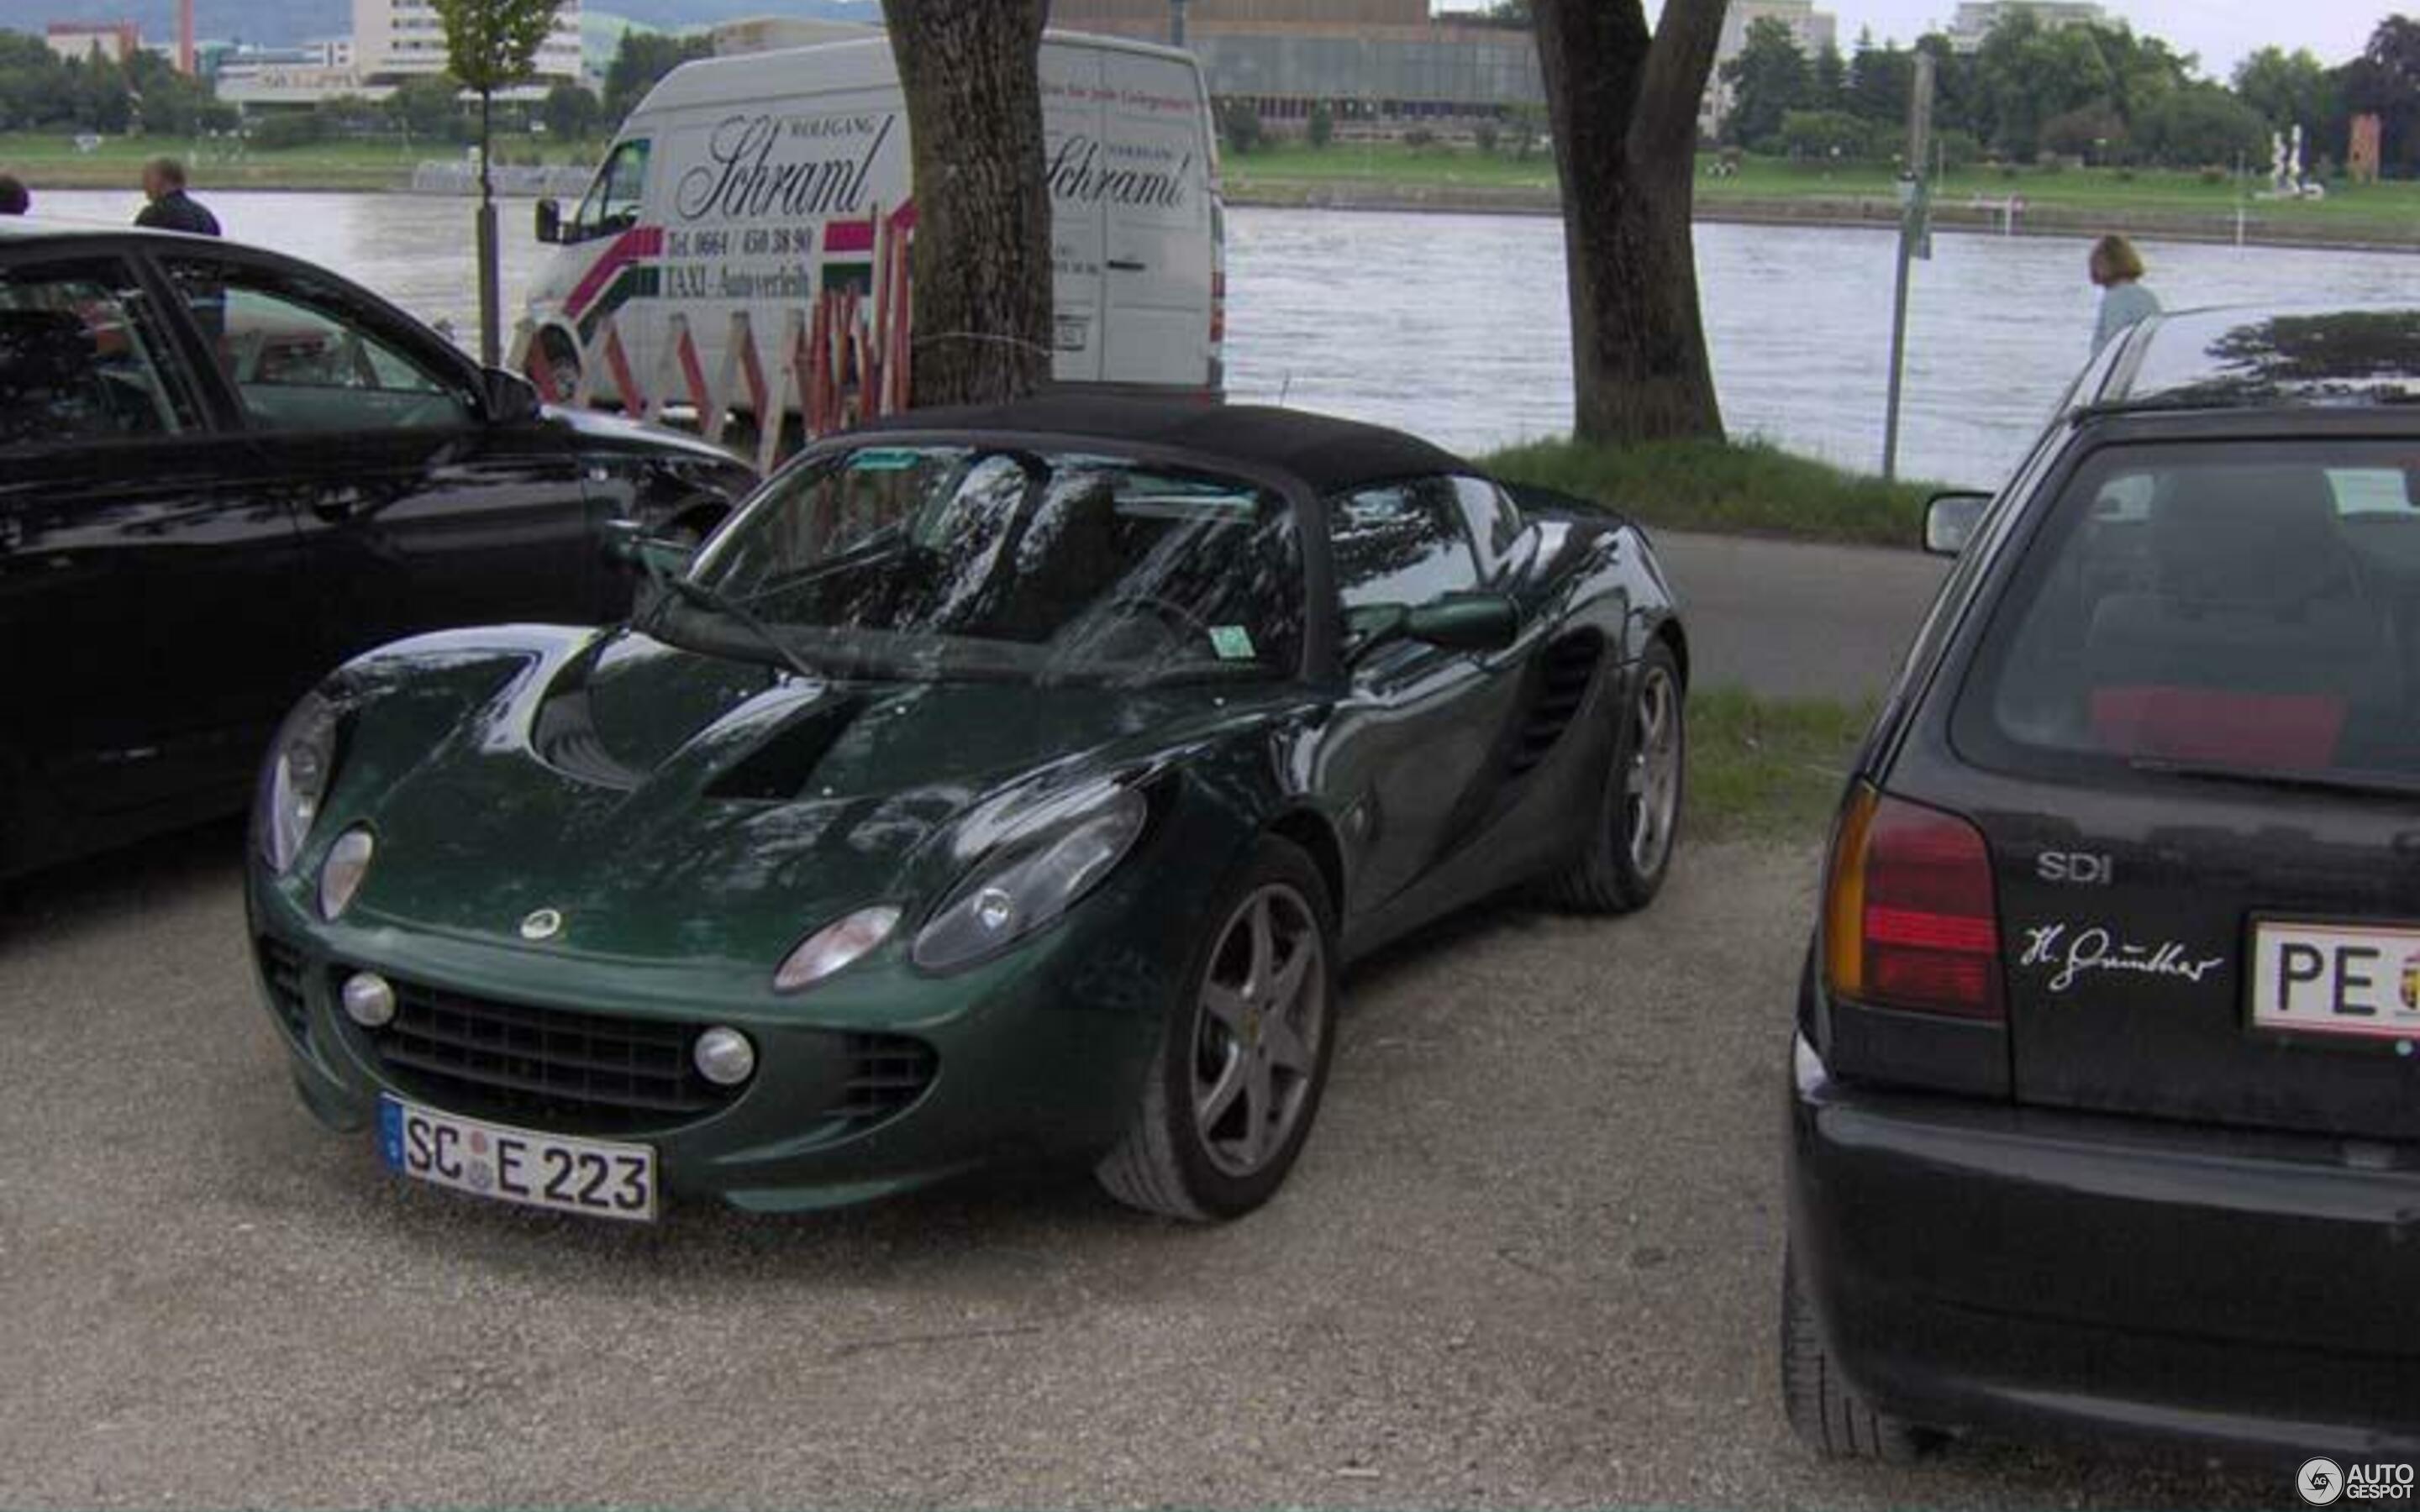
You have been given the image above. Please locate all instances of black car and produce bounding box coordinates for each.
[0,223,757,877]
[1785,304,2420,1462]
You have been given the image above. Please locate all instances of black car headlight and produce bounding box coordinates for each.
[913,784,1150,974]
[259,690,341,875]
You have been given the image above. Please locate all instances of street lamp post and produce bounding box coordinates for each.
[1171,0,1187,48]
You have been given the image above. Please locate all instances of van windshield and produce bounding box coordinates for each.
[660,442,1303,687]
[571,139,649,240]
[1954,438,2420,788]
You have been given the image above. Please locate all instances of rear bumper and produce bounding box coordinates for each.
[1787,1032,2420,1459]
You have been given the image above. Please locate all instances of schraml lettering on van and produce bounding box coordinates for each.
[1047,137,1191,210]
[676,113,894,223]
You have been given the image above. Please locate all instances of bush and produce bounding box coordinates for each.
[1307,98,1334,149]
[250,112,324,150]
[2200,165,2229,185]
[1776,108,1880,163]
[1403,125,1439,150]
[1473,118,1500,155]
[1220,99,1264,155]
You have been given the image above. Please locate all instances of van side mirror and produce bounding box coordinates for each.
[602,517,696,576]
[481,366,542,423]
[1924,491,1992,557]
[534,197,562,244]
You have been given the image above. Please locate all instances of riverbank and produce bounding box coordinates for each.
[1481,435,1938,549]
[10,132,2414,252]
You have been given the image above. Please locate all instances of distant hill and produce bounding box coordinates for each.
[9,0,880,52]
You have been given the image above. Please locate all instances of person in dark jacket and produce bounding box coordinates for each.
[134,158,219,236]
[0,175,28,215]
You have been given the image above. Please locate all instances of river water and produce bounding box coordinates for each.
[34,187,2420,487]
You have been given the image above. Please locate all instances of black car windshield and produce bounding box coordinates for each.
[1954,438,2420,789]
[668,442,1303,685]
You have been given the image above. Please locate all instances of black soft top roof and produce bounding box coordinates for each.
[853,396,1476,494]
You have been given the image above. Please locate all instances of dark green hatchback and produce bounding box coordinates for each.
[247,399,1687,1222]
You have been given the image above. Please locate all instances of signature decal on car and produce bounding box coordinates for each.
[2018,922,2223,995]
[519,908,566,942]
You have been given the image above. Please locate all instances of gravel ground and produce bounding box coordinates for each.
[0,822,2291,1509]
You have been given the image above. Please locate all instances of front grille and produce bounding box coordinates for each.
[357,977,940,1140]
[366,979,735,1133]
[831,1033,939,1135]
[257,937,309,1040]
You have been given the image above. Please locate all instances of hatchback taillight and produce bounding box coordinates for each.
[1823,785,2002,1021]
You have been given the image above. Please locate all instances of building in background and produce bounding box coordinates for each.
[212,39,365,108]
[1700,0,1839,140]
[710,17,881,55]
[1050,0,1543,129]
[1943,0,2111,51]
[45,19,142,64]
[351,0,582,90]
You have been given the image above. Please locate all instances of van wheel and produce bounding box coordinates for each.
[1781,1248,1934,1463]
[536,329,581,404]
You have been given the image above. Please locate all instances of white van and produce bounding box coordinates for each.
[522,30,1225,421]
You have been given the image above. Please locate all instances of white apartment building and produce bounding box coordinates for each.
[1944,0,2112,51]
[351,0,582,87]
[1700,0,1841,139]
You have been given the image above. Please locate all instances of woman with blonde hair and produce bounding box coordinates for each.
[2089,234,2160,354]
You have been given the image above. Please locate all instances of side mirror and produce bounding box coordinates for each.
[534,197,562,244]
[481,365,543,423]
[1406,592,1519,653]
[1923,491,1992,557]
[602,517,696,577]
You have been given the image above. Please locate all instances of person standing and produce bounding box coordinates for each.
[2088,234,2159,354]
[0,175,28,215]
[134,158,220,236]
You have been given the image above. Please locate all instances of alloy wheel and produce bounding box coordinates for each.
[1624,664,1682,879]
[1191,884,1327,1179]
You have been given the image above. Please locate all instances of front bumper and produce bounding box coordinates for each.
[1788,1032,2420,1460]
[248,860,1210,1215]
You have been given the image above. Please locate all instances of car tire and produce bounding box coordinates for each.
[1096,837,1339,1221]
[1781,1247,1934,1463]
[1548,640,1683,914]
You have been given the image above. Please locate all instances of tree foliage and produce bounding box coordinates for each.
[430,0,563,97]
[2130,82,2270,169]
[1720,17,1807,149]
[602,30,714,129]
[542,80,600,141]
[2233,46,2338,133]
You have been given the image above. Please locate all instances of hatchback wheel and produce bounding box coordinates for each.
[1097,837,1338,1221]
[1781,1248,1934,1463]
[1549,641,1683,913]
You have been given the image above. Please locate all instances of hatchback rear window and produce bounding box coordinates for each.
[1954,439,2420,782]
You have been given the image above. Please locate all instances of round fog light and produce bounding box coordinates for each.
[341,971,396,1029]
[693,1026,755,1087]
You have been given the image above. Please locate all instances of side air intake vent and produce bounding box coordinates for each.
[1507,631,1605,776]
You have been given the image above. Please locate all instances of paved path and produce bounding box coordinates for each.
[1652,531,1952,703]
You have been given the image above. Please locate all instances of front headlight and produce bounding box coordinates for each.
[913,785,1149,974]
[774,906,902,994]
[260,690,341,874]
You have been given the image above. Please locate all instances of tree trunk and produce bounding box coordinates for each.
[1533,0,1728,444]
[884,0,1053,409]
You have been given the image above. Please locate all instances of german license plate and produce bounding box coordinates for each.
[2249,919,2420,1042]
[378,1097,656,1221]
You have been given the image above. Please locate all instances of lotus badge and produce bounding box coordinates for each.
[519,907,565,942]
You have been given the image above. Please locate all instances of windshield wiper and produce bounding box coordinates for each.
[639,569,822,685]
[2127,755,2420,800]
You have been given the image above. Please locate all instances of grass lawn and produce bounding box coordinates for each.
[1482,434,1940,549]
[1224,139,2420,236]
[1687,686,1870,843]
[0,129,603,192]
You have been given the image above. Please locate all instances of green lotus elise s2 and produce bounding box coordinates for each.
[246,399,1688,1223]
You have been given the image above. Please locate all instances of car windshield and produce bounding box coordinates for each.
[666,442,1303,685]
[1954,438,2420,787]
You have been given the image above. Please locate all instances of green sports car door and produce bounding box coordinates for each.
[1321,475,1528,911]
